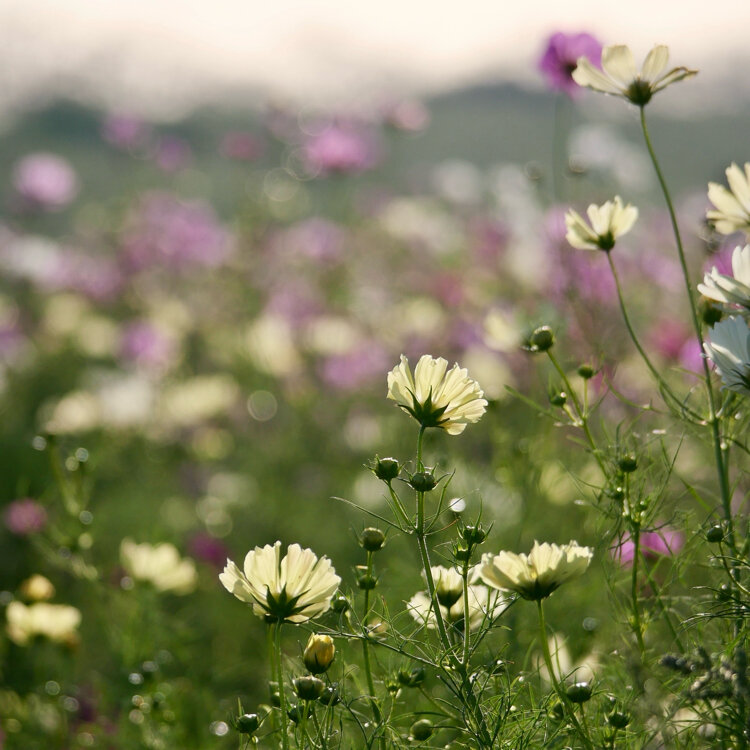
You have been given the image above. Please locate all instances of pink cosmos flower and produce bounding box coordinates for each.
[102,114,150,150]
[119,321,176,370]
[539,32,603,98]
[4,498,48,535]
[611,526,684,567]
[303,121,381,176]
[12,154,78,211]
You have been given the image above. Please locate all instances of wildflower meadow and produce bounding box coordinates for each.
[4,30,750,750]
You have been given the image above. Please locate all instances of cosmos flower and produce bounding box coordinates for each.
[303,633,336,674]
[704,316,750,397]
[387,355,487,435]
[4,498,48,536]
[707,163,750,237]
[565,197,638,251]
[698,245,750,309]
[479,541,593,601]
[573,44,696,105]
[538,32,603,98]
[12,153,79,211]
[219,541,340,623]
[120,539,198,595]
[6,601,81,646]
[610,527,684,567]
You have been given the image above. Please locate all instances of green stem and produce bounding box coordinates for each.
[416,425,426,471]
[267,624,279,734]
[311,707,327,750]
[537,600,595,750]
[361,551,386,750]
[639,106,735,554]
[629,524,646,656]
[273,623,290,750]
[461,561,471,667]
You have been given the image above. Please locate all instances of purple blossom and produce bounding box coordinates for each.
[648,319,692,361]
[611,527,684,567]
[119,321,175,370]
[188,532,230,569]
[303,121,381,176]
[102,114,150,150]
[267,218,346,264]
[153,136,192,172]
[4,498,48,535]
[121,193,232,271]
[12,153,78,211]
[47,254,124,302]
[539,32,603,98]
[319,344,389,391]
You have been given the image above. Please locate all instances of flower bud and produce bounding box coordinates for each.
[410,719,434,741]
[523,326,554,353]
[608,710,630,729]
[331,594,350,613]
[409,470,437,493]
[361,527,386,552]
[293,675,326,701]
[236,713,260,735]
[303,634,335,675]
[355,566,378,590]
[566,681,593,703]
[19,574,55,602]
[397,666,426,688]
[549,391,567,407]
[461,524,486,546]
[577,364,595,379]
[548,699,565,721]
[268,682,280,707]
[617,455,638,473]
[706,525,724,543]
[453,544,471,563]
[318,684,340,706]
[700,297,723,327]
[373,456,400,482]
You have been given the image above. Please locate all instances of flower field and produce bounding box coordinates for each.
[2,32,750,749]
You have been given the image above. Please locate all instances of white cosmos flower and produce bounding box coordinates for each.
[408,569,508,633]
[704,316,750,397]
[565,197,638,251]
[572,44,697,105]
[707,163,750,237]
[219,541,340,623]
[479,541,593,601]
[387,354,487,435]
[120,539,198,595]
[698,245,750,309]
[6,601,81,646]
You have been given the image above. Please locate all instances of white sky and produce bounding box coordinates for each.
[1,0,749,117]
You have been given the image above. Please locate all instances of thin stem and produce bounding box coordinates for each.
[629,524,646,656]
[267,624,279,735]
[639,106,735,553]
[416,425,426,471]
[311,707,327,750]
[461,561,471,667]
[361,550,386,750]
[273,623,290,750]
[537,599,595,750]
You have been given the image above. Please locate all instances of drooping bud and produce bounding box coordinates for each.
[303,634,335,675]
[361,528,386,552]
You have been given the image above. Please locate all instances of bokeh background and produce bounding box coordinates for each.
[1,2,750,747]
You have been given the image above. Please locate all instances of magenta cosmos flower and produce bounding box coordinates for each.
[539,32,603,98]
[611,527,684,567]
[12,153,79,211]
[4,498,48,535]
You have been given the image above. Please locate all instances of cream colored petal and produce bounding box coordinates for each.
[727,163,750,213]
[651,66,697,93]
[219,559,257,604]
[565,209,600,250]
[640,45,669,84]
[572,58,623,95]
[601,45,638,87]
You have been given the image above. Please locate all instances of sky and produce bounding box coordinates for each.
[1,0,749,118]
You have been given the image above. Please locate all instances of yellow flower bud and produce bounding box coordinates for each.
[303,633,335,675]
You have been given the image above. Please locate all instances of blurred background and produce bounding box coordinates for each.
[1,2,750,747]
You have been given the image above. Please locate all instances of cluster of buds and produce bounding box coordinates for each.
[453,520,489,565]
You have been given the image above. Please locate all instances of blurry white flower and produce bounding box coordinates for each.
[19,574,55,602]
[565,197,638,251]
[6,601,81,646]
[120,539,198,595]
[707,163,750,237]
[698,245,750,308]
[536,632,598,685]
[408,584,505,633]
[387,354,487,435]
[480,541,593,601]
[704,316,750,397]
[573,44,696,105]
[159,375,239,428]
[219,541,340,623]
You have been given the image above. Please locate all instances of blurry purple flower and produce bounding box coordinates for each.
[120,321,175,370]
[649,319,691,361]
[320,344,389,391]
[12,153,78,211]
[4,498,48,536]
[121,193,232,271]
[704,240,736,278]
[679,338,705,373]
[381,100,430,132]
[611,527,684,567]
[102,114,150,150]
[220,132,264,161]
[267,218,346,264]
[303,121,381,176]
[48,254,124,302]
[468,217,509,266]
[154,136,192,172]
[264,281,323,325]
[188,532,230,569]
[539,32,603,98]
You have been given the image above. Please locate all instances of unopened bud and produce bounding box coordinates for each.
[303,634,335,675]
[318,684,340,706]
[524,326,554,353]
[398,666,426,688]
[566,682,593,703]
[373,456,400,482]
[361,527,386,552]
[608,711,630,729]
[706,525,724,543]
[577,364,595,379]
[409,470,437,493]
[355,566,378,590]
[461,524,486,546]
[549,391,567,407]
[618,455,638,473]
[331,595,350,613]
[700,297,723,327]
[236,713,259,735]
[293,675,326,701]
[410,719,434,741]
